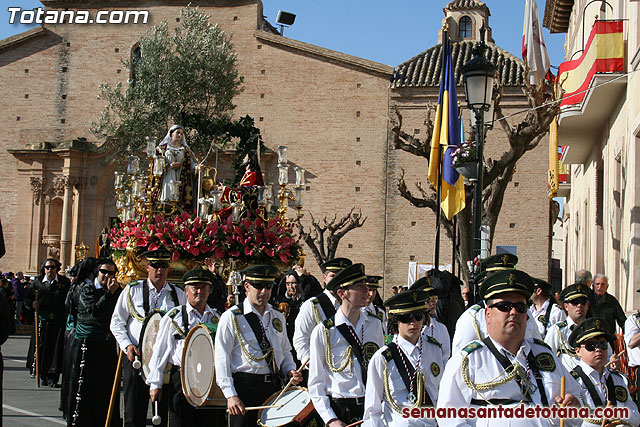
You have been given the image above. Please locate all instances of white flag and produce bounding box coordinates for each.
[522,0,551,86]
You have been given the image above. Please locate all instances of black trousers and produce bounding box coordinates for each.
[329,396,364,424]
[631,366,640,411]
[228,373,279,427]
[167,367,226,427]
[26,318,65,386]
[122,355,168,427]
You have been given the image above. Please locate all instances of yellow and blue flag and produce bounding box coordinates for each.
[427,33,465,219]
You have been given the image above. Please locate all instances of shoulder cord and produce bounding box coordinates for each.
[323,326,354,373]
[231,313,273,365]
[384,338,426,413]
[126,286,145,322]
[471,312,482,340]
[461,354,526,405]
[557,327,577,357]
[312,302,321,325]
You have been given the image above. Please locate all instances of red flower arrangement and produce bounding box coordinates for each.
[109,212,301,264]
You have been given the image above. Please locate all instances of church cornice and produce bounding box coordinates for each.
[0,27,47,53]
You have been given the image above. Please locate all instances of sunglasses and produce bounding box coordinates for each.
[489,301,528,314]
[149,262,170,269]
[582,341,608,352]
[249,282,274,290]
[44,265,57,270]
[568,298,589,306]
[396,312,426,323]
[427,296,438,303]
[99,269,116,276]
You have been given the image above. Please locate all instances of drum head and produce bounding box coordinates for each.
[139,311,164,381]
[258,387,310,427]
[182,325,215,407]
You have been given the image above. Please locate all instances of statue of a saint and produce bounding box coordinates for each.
[156,125,197,211]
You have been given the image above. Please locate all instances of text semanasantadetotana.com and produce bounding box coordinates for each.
[403,405,630,420]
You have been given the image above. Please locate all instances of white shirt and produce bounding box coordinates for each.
[530,299,566,336]
[146,303,220,390]
[544,317,580,372]
[624,314,640,367]
[437,337,580,427]
[110,280,187,352]
[214,299,295,399]
[308,307,384,423]
[422,316,451,360]
[364,334,443,427]
[293,289,339,362]
[571,360,640,427]
[363,303,388,335]
[451,303,542,354]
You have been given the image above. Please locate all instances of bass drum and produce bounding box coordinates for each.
[258,386,320,427]
[181,323,226,407]
[139,309,165,382]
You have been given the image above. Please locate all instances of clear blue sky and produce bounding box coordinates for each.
[2,0,567,67]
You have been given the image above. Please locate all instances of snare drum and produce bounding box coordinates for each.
[258,386,319,427]
[139,309,165,382]
[181,323,226,407]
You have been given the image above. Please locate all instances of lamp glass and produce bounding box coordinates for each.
[278,164,289,186]
[277,145,288,165]
[464,72,495,111]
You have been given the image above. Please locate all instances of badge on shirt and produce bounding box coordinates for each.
[363,342,379,359]
[537,315,546,324]
[431,362,440,377]
[535,352,556,372]
[272,317,283,333]
[615,385,628,402]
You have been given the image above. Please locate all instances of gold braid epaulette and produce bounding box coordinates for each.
[461,354,525,404]
[471,314,482,340]
[322,326,353,373]
[231,312,274,369]
[126,286,145,322]
[311,301,321,325]
[383,361,426,413]
[557,327,577,357]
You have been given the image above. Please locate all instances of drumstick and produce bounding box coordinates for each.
[345,421,364,427]
[227,404,283,412]
[152,401,161,425]
[133,355,142,370]
[604,349,626,368]
[560,376,565,427]
[272,358,310,405]
[105,350,124,427]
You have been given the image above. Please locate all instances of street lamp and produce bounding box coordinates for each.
[462,23,496,273]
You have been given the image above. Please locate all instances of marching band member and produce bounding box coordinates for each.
[215,265,301,427]
[364,275,387,335]
[545,284,594,371]
[530,277,566,337]
[110,249,186,427]
[146,268,222,427]
[624,298,640,408]
[437,270,581,426]
[308,263,384,426]
[451,254,542,353]
[293,258,352,363]
[568,318,640,426]
[364,289,444,426]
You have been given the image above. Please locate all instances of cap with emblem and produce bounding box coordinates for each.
[320,258,352,273]
[408,276,431,291]
[384,290,430,314]
[143,249,172,263]
[481,269,534,300]
[242,264,279,284]
[480,253,518,272]
[532,277,552,292]
[365,275,383,288]
[183,268,216,286]
[326,263,366,291]
[568,317,615,348]
[559,284,592,302]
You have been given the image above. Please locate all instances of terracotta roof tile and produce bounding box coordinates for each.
[392,40,525,88]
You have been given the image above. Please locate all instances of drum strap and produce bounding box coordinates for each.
[243,312,278,377]
[171,306,190,339]
[316,293,336,321]
[336,324,368,384]
[571,366,617,407]
[387,342,433,407]
[541,302,554,336]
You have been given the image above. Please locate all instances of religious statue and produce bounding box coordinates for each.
[156,125,197,211]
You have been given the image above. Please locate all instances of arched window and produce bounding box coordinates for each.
[459,16,472,39]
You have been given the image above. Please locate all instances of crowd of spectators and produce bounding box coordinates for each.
[0,270,35,325]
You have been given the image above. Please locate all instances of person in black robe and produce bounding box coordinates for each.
[25,258,70,387]
[66,257,122,427]
[60,260,82,419]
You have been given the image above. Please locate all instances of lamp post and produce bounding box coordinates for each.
[462,24,496,270]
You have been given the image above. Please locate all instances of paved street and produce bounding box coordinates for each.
[2,334,66,426]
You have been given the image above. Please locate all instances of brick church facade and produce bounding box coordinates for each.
[0,0,550,290]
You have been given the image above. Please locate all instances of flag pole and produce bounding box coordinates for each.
[433,27,447,271]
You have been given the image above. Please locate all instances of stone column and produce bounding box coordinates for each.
[59,176,75,269]
[29,177,44,271]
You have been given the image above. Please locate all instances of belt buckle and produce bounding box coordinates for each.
[355,396,364,406]
[264,374,272,383]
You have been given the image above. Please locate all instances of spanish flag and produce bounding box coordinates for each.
[427,32,465,220]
